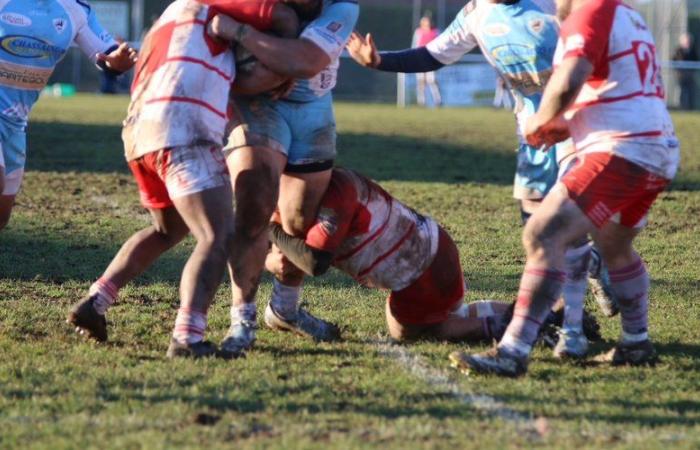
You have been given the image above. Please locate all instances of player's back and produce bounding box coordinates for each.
[0,0,114,128]
[475,0,559,130]
[122,0,236,161]
[557,0,679,179]
[330,169,439,292]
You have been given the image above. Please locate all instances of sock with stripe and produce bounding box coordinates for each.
[499,266,566,357]
[562,244,591,333]
[89,277,119,315]
[608,256,650,343]
[172,307,207,344]
[231,302,257,324]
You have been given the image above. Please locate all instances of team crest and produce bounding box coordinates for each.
[317,208,338,235]
[53,18,66,33]
[529,18,544,34]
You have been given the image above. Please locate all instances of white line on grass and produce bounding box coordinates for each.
[374,338,549,438]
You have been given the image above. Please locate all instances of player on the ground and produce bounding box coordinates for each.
[265,167,514,342]
[346,0,618,358]
[67,0,300,358]
[0,0,137,231]
[451,0,680,376]
[206,0,359,358]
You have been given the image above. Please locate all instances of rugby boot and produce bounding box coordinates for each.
[596,339,659,367]
[264,303,341,342]
[219,319,257,359]
[67,294,108,342]
[449,347,528,378]
[553,328,589,359]
[166,338,218,359]
[588,248,619,317]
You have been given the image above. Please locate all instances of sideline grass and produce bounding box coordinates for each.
[0,94,698,449]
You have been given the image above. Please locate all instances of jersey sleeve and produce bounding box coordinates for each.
[425,3,478,65]
[305,176,357,252]
[559,0,616,69]
[73,2,118,62]
[300,0,359,61]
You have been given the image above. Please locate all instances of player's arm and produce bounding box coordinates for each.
[209,1,358,79]
[231,62,292,96]
[525,57,593,147]
[268,223,334,276]
[73,3,137,74]
[347,3,477,73]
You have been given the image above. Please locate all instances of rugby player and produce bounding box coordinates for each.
[0,0,137,230]
[67,0,300,358]
[346,0,617,358]
[207,0,359,357]
[264,167,514,342]
[452,0,679,376]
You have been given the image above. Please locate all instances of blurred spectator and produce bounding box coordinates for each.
[412,15,441,107]
[673,33,698,110]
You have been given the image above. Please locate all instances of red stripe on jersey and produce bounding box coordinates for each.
[608,48,634,61]
[357,222,416,278]
[335,199,394,262]
[145,96,227,119]
[164,56,233,81]
[573,90,663,108]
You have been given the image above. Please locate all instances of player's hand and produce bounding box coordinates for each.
[265,245,297,278]
[346,32,381,68]
[525,115,570,149]
[96,42,138,73]
[208,14,245,42]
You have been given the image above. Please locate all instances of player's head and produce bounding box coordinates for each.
[283,0,322,21]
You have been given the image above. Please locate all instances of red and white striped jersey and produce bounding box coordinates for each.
[555,0,680,179]
[305,168,439,292]
[122,0,278,161]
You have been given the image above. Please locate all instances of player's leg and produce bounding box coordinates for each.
[450,183,595,376]
[221,95,290,357]
[263,96,340,341]
[167,181,234,358]
[0,127,27,231]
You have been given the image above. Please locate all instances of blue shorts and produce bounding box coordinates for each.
[225,94,336,172]
[0,121,27,196]
[513,143,559,200]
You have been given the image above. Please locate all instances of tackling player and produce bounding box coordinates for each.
[265,167,514,342]
[0,0,137,230]
[206,0,359,357]
[67,0,300,358]
[346,0,617,358]
[452,0,679,376]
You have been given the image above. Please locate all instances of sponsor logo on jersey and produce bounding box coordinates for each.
[326,21,342,33]
[0,13,32,27]
[317,207,338,235]
[53,18,66,33]
[492,44,536,66]
[529,18,544,34]
[0,36,63,59]
[483,23,511,37]
[0,61,52,90]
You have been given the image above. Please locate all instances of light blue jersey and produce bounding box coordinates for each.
[426,0,563,199]
[286,0,359,102]
[0,0,116,129]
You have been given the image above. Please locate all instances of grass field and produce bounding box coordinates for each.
[0,94,698,449]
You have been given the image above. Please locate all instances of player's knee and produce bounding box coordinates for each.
[233,171,278,239]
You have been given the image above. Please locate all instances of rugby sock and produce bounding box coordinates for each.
[608,257,650,343]
[89,277,118,315]
[562,244,591,333]
[230,302,257,324]
[499,266,566,357]
[269,279,301,320]
[172,307,207,344]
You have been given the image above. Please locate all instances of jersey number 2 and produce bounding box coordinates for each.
[632,41,664,98]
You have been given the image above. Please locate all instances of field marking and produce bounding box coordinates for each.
[374,338,548,437]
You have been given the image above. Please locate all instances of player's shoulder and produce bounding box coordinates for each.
[54,0,93,23]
